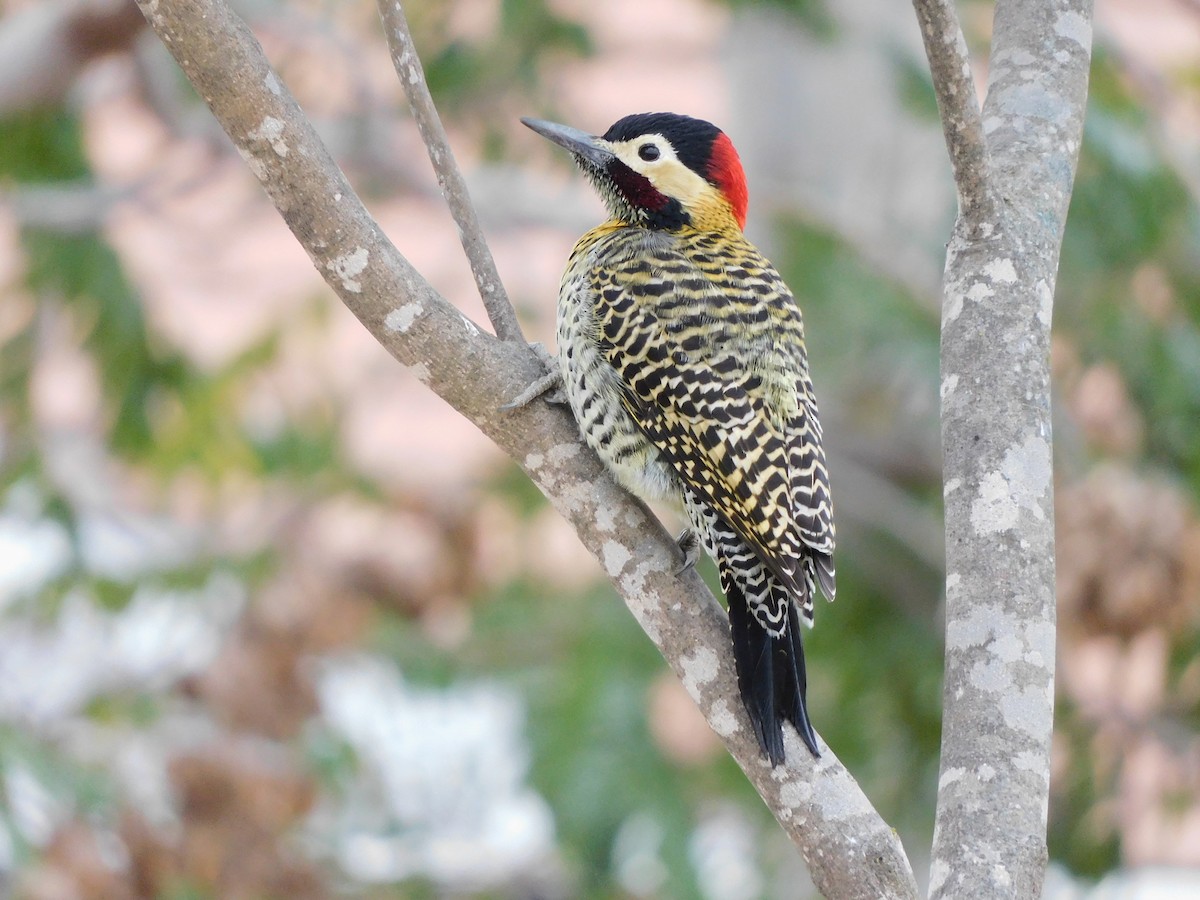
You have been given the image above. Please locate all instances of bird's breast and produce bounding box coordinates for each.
[556,229,682,504]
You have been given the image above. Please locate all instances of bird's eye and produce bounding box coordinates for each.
[638,143,660,161]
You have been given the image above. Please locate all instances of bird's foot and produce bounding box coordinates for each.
[500,342,568,409]
[676,528,701,575]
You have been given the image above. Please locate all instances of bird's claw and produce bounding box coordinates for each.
[676,528,701,575]
[500,342,568,410]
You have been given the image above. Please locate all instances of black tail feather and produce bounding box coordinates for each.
[726,579,820,764]
[783,600,819,755]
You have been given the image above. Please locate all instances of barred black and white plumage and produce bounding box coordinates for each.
[522,112,836,764]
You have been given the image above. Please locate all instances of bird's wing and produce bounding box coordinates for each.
[587,233,829,599]
[787,366,837,617]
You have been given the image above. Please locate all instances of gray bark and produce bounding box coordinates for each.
[915,0,1093,896]
[375,0,523,344]
[134,0,916,896]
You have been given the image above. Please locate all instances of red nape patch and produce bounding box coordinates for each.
[707,132,748,229]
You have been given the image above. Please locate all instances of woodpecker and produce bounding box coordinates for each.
[520,112,835,764]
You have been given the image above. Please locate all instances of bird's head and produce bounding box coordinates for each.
[522,112,748,233]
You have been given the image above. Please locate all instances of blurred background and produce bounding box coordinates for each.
[0,0,1197,897]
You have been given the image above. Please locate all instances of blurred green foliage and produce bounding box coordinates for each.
[423,0,590,101]
[723,0,839,41]
[0,109,185,456]
[1049,46,1200,878]
[415,0,591,159]
[1059,51,1200,498]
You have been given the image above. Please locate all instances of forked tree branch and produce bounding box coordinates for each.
[917,0,1093,897]
[375,0,524,343]
[133,0,916,895]
[911,0,998,231]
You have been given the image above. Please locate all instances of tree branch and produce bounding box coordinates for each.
[924,0,1093,896]
[374,0,524,344]
[134,0,917,895]
[911,0,999,231]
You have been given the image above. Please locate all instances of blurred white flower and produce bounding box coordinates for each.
[689,804,764,900]
[0,498,71,613]
[312,655,559,891]
[613,813,668,897]
[0,573,244,725]
[4,764,64,847]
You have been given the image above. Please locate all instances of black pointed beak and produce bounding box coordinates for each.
[521,117,615,168]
